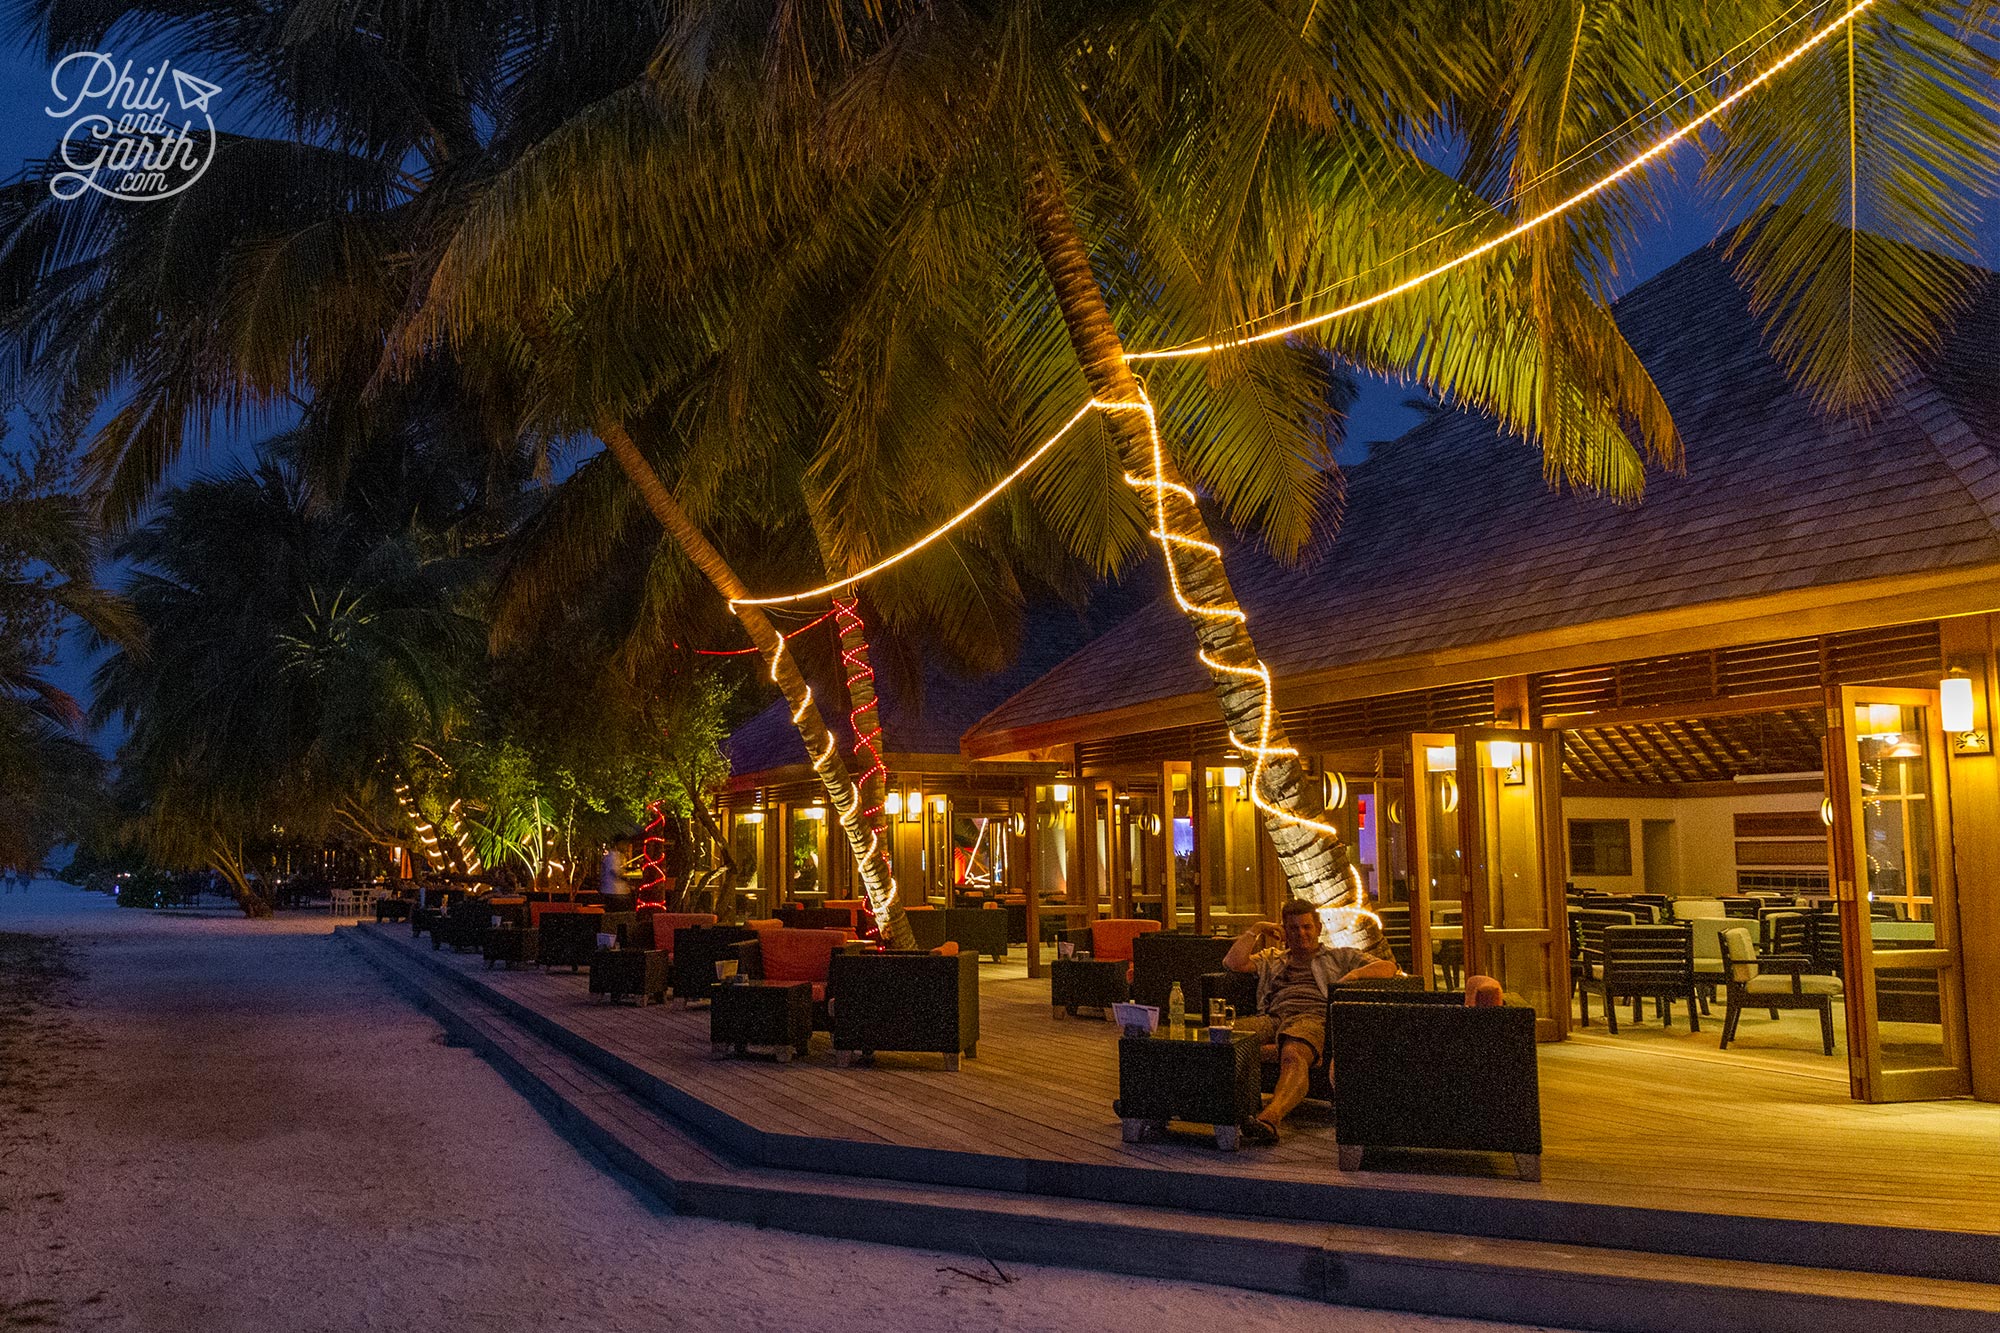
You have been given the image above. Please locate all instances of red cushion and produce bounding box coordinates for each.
[1089,918,1162,963]
[529,902,606,929]
[760,929,845,985]
[648,912,717,956]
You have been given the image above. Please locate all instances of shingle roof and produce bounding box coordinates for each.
[965,240,2000,747]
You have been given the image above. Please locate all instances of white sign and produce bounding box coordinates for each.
[46,52,222,202]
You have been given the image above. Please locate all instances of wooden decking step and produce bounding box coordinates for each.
[341,925,2000,1333]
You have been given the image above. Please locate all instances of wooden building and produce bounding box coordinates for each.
[949,243,2000,1106]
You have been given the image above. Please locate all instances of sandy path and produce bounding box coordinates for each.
[0,881,1564,1333]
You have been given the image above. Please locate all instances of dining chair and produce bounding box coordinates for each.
[1595,924,1699,1034]
[1717,927,1840,1056]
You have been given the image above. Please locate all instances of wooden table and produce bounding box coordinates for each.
[1117,1027,1263,1151]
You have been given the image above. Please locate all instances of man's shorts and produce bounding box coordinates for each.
[1236,1012,1325,1064]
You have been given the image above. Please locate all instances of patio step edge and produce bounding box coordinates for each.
[340,926,2000,1333]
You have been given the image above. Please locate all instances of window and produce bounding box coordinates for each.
[1568,819,1633,876]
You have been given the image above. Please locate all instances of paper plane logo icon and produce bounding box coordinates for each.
[171,68,221,113]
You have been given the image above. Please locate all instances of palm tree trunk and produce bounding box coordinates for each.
[830,595,911,947]
[1022,170,1357,920]
[211,839,273,918]
[594,415,916,949]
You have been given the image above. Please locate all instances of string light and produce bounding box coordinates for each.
[832,592,888,820]
[444,798,484,875]
[1127,0,1878,361]
[639,800,670,902]
[728,400,1107,608]
[692,606,837,654]
[394,781,447,869]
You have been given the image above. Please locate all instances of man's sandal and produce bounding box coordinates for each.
[1240,1117,1280,1146]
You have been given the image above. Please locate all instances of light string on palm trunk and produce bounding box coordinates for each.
[707,0,1877,921]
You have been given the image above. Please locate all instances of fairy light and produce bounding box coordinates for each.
[444,798,484,875]
[729,400,1107,608]
[833,596,889,837]
[394,781,447,869]
[639,800,670,902]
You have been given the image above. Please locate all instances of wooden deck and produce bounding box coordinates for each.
[357,926,2000,1259]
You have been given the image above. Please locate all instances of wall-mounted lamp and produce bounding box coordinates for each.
[1146,812,1163,836]
[739,810,764,825]
[931,794,947,815]
[1322,771,1348,810]
[1488,740,1519,770]
[1386,796,1403,826]
[904,790,921,822]
[1221,765,1246,791]
[1424,745,1456,773]
[1010,812,1027,837]
[1943,668,1990,754]
[1051,782,1070,805]
[884,791,903,817]
[802,805,826,821]
[1820,797,1835,828]
[1437,772,1460,814]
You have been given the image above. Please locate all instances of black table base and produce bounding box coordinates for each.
[1050,956,1128,1018]
[709,981,812,1061]
[590,948,668,1005]
[1116,1028,1262,1151]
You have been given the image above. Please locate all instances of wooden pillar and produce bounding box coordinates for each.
[1024,776,1043,979]
[1941,615,2000,1102]
[1190,760,1210,935]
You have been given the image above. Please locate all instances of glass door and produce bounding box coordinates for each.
[1829,686,1971,1101]
[1404,733,1461,990]
[1456,727,1567,1040]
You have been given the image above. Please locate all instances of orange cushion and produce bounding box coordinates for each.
[1465,975,1504,1008]
[1090,918,1163,963]
[760,929,845,985]
[648,912,717,956]
[744,918,784,933]
[931,942,960,957]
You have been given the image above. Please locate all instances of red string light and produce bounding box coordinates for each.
[833,597,887,824]
[637,799,670,904]
[690,606,838,655]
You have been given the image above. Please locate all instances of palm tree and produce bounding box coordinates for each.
[92,451,484,913]
[629,0,1996,914]
[0,440,128,870]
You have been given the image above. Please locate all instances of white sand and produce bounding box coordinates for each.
[0,881,1566,1332]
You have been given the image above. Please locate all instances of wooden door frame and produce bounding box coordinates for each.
[1829,684,1973,1101]
[1455,725,1568,1041]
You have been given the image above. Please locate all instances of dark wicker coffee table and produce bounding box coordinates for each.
[1116,1027,1262,1150]
[590,948,668,1005]
[710,980,812,1061]
[484,927,540,969]
[1051,956,1128,1018]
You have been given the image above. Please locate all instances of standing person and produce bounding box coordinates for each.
[1223,898,1398,1144]
[598,837,638,911]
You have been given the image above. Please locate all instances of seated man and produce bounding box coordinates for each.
[1224,897,1398,1144]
